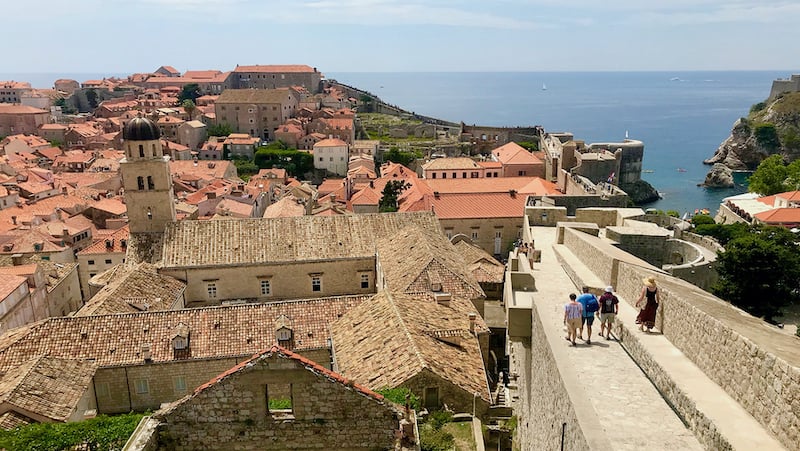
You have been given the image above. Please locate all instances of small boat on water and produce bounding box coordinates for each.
[677,168,687,172]
[542,83,547,91]
[643,169,654,173]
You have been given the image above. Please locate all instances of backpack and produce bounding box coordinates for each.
[585,296,600,314]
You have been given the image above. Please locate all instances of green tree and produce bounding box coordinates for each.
[712,225,800,321]
[383,148,420,167]
[182,99,197,120]
[376,387,420,410]
[0,413,144,451]
[691,214,715,226]
[748,154,789,195]
[379,180,410,212]
[178,83,201,103]
[694,222,750,246]
[85,89,99,109]
[253,145,313,177]
[754,123,781,150]
[207,123,233,137]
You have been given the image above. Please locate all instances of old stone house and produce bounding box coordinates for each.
[144,345,408,451]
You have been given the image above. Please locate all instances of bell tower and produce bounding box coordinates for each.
[121,116,176,233]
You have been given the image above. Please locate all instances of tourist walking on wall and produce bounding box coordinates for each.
[598,286,619,340]
[577,286,599,344]
[636,277,660,332]
[564,293,582,346]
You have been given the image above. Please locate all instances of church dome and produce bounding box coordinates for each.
[123,116,161,141]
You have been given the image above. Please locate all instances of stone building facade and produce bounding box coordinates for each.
[214,89,299,141]
[146,346,405,451]
[229,65,323,93]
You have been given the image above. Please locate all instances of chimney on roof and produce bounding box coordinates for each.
[509,189,517,198]
[11,216,16,225]
[141,344,152,362]
[62,228,70,239]
[207,191,216,200]
[469,312,477,335]
[62,186,68,196]
[330,193,336,203]
[11,254,23,266]
[433,191,440,199]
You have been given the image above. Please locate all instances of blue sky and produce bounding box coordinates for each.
[5,0,800,73]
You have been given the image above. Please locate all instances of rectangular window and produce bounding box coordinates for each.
[261,280,271,296]
[134,379,149,394]
[266,384,294,414]
[452,172,456,178]
[445,229,453,239]
[88,260,95,265]
[174,376,187,393]
[207,282,217,298]
[518,170,526,176]
[360,273,370,289]
[462,172,467,178]
[495,230,502,239]
[105,259,112,264]
[311,276,322,292]
[431,173,436,179]
[471,230,479,240]
[442,173,446,179]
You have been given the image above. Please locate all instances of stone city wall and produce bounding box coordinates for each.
[562,227,618,285]
[613,262,800,449]
[605,229,667,268]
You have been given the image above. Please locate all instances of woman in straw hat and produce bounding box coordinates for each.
[635,276,660,332]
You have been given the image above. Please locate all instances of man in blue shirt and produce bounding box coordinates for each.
[576,286,599,344]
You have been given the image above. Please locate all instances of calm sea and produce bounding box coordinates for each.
[330,71,794,214]
[4,71,791,214]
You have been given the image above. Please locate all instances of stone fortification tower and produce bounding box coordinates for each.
[121,116,176,233]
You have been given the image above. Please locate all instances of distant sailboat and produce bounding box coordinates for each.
[542,83,547,91]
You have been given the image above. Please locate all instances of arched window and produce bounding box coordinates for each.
[147,208,153,220]
[147,176,155,190]
[138,144,144,158]
[137,176,145,190]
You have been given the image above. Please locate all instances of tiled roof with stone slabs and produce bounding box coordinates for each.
[376,226,484,299]
[0,410,33,429]
[160,212,441,269]
[454,241,505,283]
[76,263,186,317]
[0,356,96,424]
[331,291,491,403]
[0,295,368,372]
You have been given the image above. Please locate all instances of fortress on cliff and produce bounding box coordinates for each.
[769,74,800,100]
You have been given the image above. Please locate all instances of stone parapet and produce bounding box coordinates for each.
[613,262,799,449]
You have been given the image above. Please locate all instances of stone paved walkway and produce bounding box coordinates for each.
[527,226,702,450]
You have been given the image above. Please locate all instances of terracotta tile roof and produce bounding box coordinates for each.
[36,147,62,161]
[0,229,68,254]
[161,212,441,269]
[423,176,558,194]
[376,226,484,299]
[214,198,254,218]
[0,295,369,371]
[77,226,129,256]
[39,124,67,131]
[753,208,800,224]
[233,65,316,73]
[331,291,490,402]
[350,186,381,206]
[0,356,96,424]
[77,263,185,316]
[422,157,481,171]
[0,194,88,229]
[183,70,223,79]
[2,134,49,148]
[319,118,352,129]
[0,105,47,115]
[430,192,527,219]
[251,168,287,181]
[38,260,78,293]
[492,142,542,165]
[171,160,235,181]
[158,66,180,74]
[314,138,347,147]
[757,190,800,207]
[453,241,505,283]
[262,196,306,218]
[317,178,344,197]
[477,161,502,169]
[216,89,297,104]
[0,410,33,429]
[88,197,126,216]
[0,274,26,299]
[189,345,384,403]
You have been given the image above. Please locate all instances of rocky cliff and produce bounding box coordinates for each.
[704,92,800,185]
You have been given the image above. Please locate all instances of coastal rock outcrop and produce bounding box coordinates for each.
[620,180,661,205]
[704,92,800,178]
[700,163,734,188]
